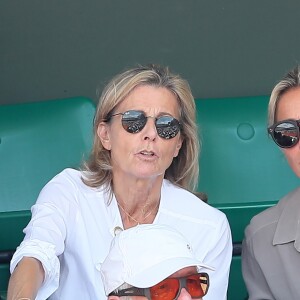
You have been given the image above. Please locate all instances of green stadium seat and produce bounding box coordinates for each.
[0,97,95,296]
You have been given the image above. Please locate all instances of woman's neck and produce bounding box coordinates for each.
[112,175,163,228]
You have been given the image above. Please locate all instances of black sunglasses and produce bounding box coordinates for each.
[268,119,300,148]
[106,110,181,140]
[109,273,209,300]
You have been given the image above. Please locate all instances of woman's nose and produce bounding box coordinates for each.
[142,117,157,141]
[177,288,200,300]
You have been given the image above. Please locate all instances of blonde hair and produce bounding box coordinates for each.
[268,66,300,126]
[82,64,199,197]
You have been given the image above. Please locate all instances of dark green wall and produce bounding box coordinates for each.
[1,0,300,105]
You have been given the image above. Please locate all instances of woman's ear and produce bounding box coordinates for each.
[97,122,112,150]
[173,137,183,158]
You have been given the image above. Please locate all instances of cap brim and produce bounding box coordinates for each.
[126,257,214,288]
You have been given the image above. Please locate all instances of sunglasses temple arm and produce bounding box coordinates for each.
[110,287,147,297]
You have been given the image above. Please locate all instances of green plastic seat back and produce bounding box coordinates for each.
[195,96,299,299]
[0,97,95,293]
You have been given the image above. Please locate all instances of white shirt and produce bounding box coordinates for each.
[11,168,232,300]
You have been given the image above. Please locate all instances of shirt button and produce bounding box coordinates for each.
[114,226,123,235]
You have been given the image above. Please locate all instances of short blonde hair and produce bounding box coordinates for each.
[82,64,199,196]
[268,66,300,126]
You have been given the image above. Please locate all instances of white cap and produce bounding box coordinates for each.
[100,224,214,295]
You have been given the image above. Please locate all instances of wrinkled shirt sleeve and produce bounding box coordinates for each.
[202,215,232,300]
[242,231,274,300]
[10,239,60,300]
[10,176,70,300]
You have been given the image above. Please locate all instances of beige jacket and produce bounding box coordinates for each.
[242,187,300,300]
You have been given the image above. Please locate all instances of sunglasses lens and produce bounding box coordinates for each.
[122,110,147,133]
[150,278,179,300]
[156,116,180,139]
[272,122,299,148]
[186,274,208,297]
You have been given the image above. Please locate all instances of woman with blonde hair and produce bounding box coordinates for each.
[242,66,300,300]
[8,64,232,300]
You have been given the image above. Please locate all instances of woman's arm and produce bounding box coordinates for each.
[7,257,45,300]
[242,232,273,300]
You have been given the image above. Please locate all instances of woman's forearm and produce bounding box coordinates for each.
[7,257,45,300]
